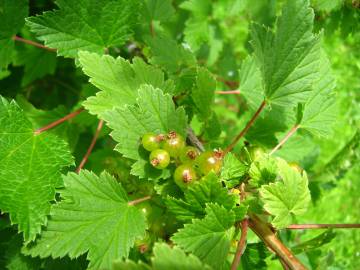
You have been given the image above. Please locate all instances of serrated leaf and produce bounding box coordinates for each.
[0,0,28,71]
[142,0,175,23]
[103,85,187,179]
[147,35,197,74]
[241,243,269,270]
[172,203,235,269]
[250,0,321,106]
[24,171,147,270]
[115,243,212,270]
[79,51,174,118]
[220,153,248,188]
[166,172,236,222]
[191,67,216,120]
[26,0,139,58]
[248,154,278,188]
[260,158,311,228]
[298,52,337,137]
[0,97,73,241]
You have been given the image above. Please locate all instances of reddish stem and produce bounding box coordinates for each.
[287,224,360,229]
[216,76,239,88]
[216,90,241,95]
[231,219,249,270]
[270,125,299,155]
[34,108,84,135]
[128,196,152,206]
[13,35,56,52]
[75,120,104,173]
[225,100,266,154]
[249,215,307,270]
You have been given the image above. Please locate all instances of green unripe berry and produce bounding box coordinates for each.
[174,164,198,189]
[149,149,170,169]
[162,131,185,158]
[289,162,303,173]
[196,150,223,175]
[141,133,163,151]
[179,146,200,163]
[249,146,265,161]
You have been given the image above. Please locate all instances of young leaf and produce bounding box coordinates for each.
[114,243,212,270]
[241,243,270,270]
[79,51,174,118]
[26,0,139,58]
[0,0,28,73]
[166,172,237,222]
[103,85,187,179]
[248,154,278,188]
[220,153,248,188]
[260,158,311,228]
[250,0,321,106]
[298,52,337,137]
[191,67,216,120]
[24,171,147,270]
[172,203,235,269]
[0,97,73,241]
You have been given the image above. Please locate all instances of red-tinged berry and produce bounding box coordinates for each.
[149,149,170,169]
[162,131,185,157]
[142,133,162,151]
[179,146,200,163]
[196,150,223,175]
[174,164,198,189]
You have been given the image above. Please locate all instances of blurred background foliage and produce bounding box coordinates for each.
[0,0,359,269]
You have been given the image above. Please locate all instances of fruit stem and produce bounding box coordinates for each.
[13,35,56,52]
[128,196,152,206]
[249,214,307,270]
[34,108,84,135]
[270,124,300,155]
[76,120,104,173]
[225,100,266,154]
[286,223,360,229]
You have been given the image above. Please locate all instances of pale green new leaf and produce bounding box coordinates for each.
[172,204,235,269]
[166,172,237,222]
[114,243,212,270]
[298,52,337,137]
[250,0,321,106]
[103,85,187,179]
[79,51,174,118]
[191,67,216,120]
[220,153,248,188]
[0,97,73,242]
[249,154,278,188]
[260,158,311,228]
[26,0,139,58]
[24,171,147,270]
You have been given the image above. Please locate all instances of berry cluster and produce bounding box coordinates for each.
[141,131,223,189]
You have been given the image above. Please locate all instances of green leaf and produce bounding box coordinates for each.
[260,158,311,228]
[191,67,216,120]
[103,85,187,179]
[166,172,237,222]
[146,35,197,74]
[250,0,321,106]
[292,230,336,254]
[298,52,337,137]
[0,97,73,241]
[26,0,139,58]
[14,45,57,86]
[114,243,212,270]
[0,0,28,71]
[79,51,174,118]
[172,203,235,269]
[248,154,278,188]
[142,0,175,23]
[220,153,248,188]
[240,243,269,270]
[24,171,147,270]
